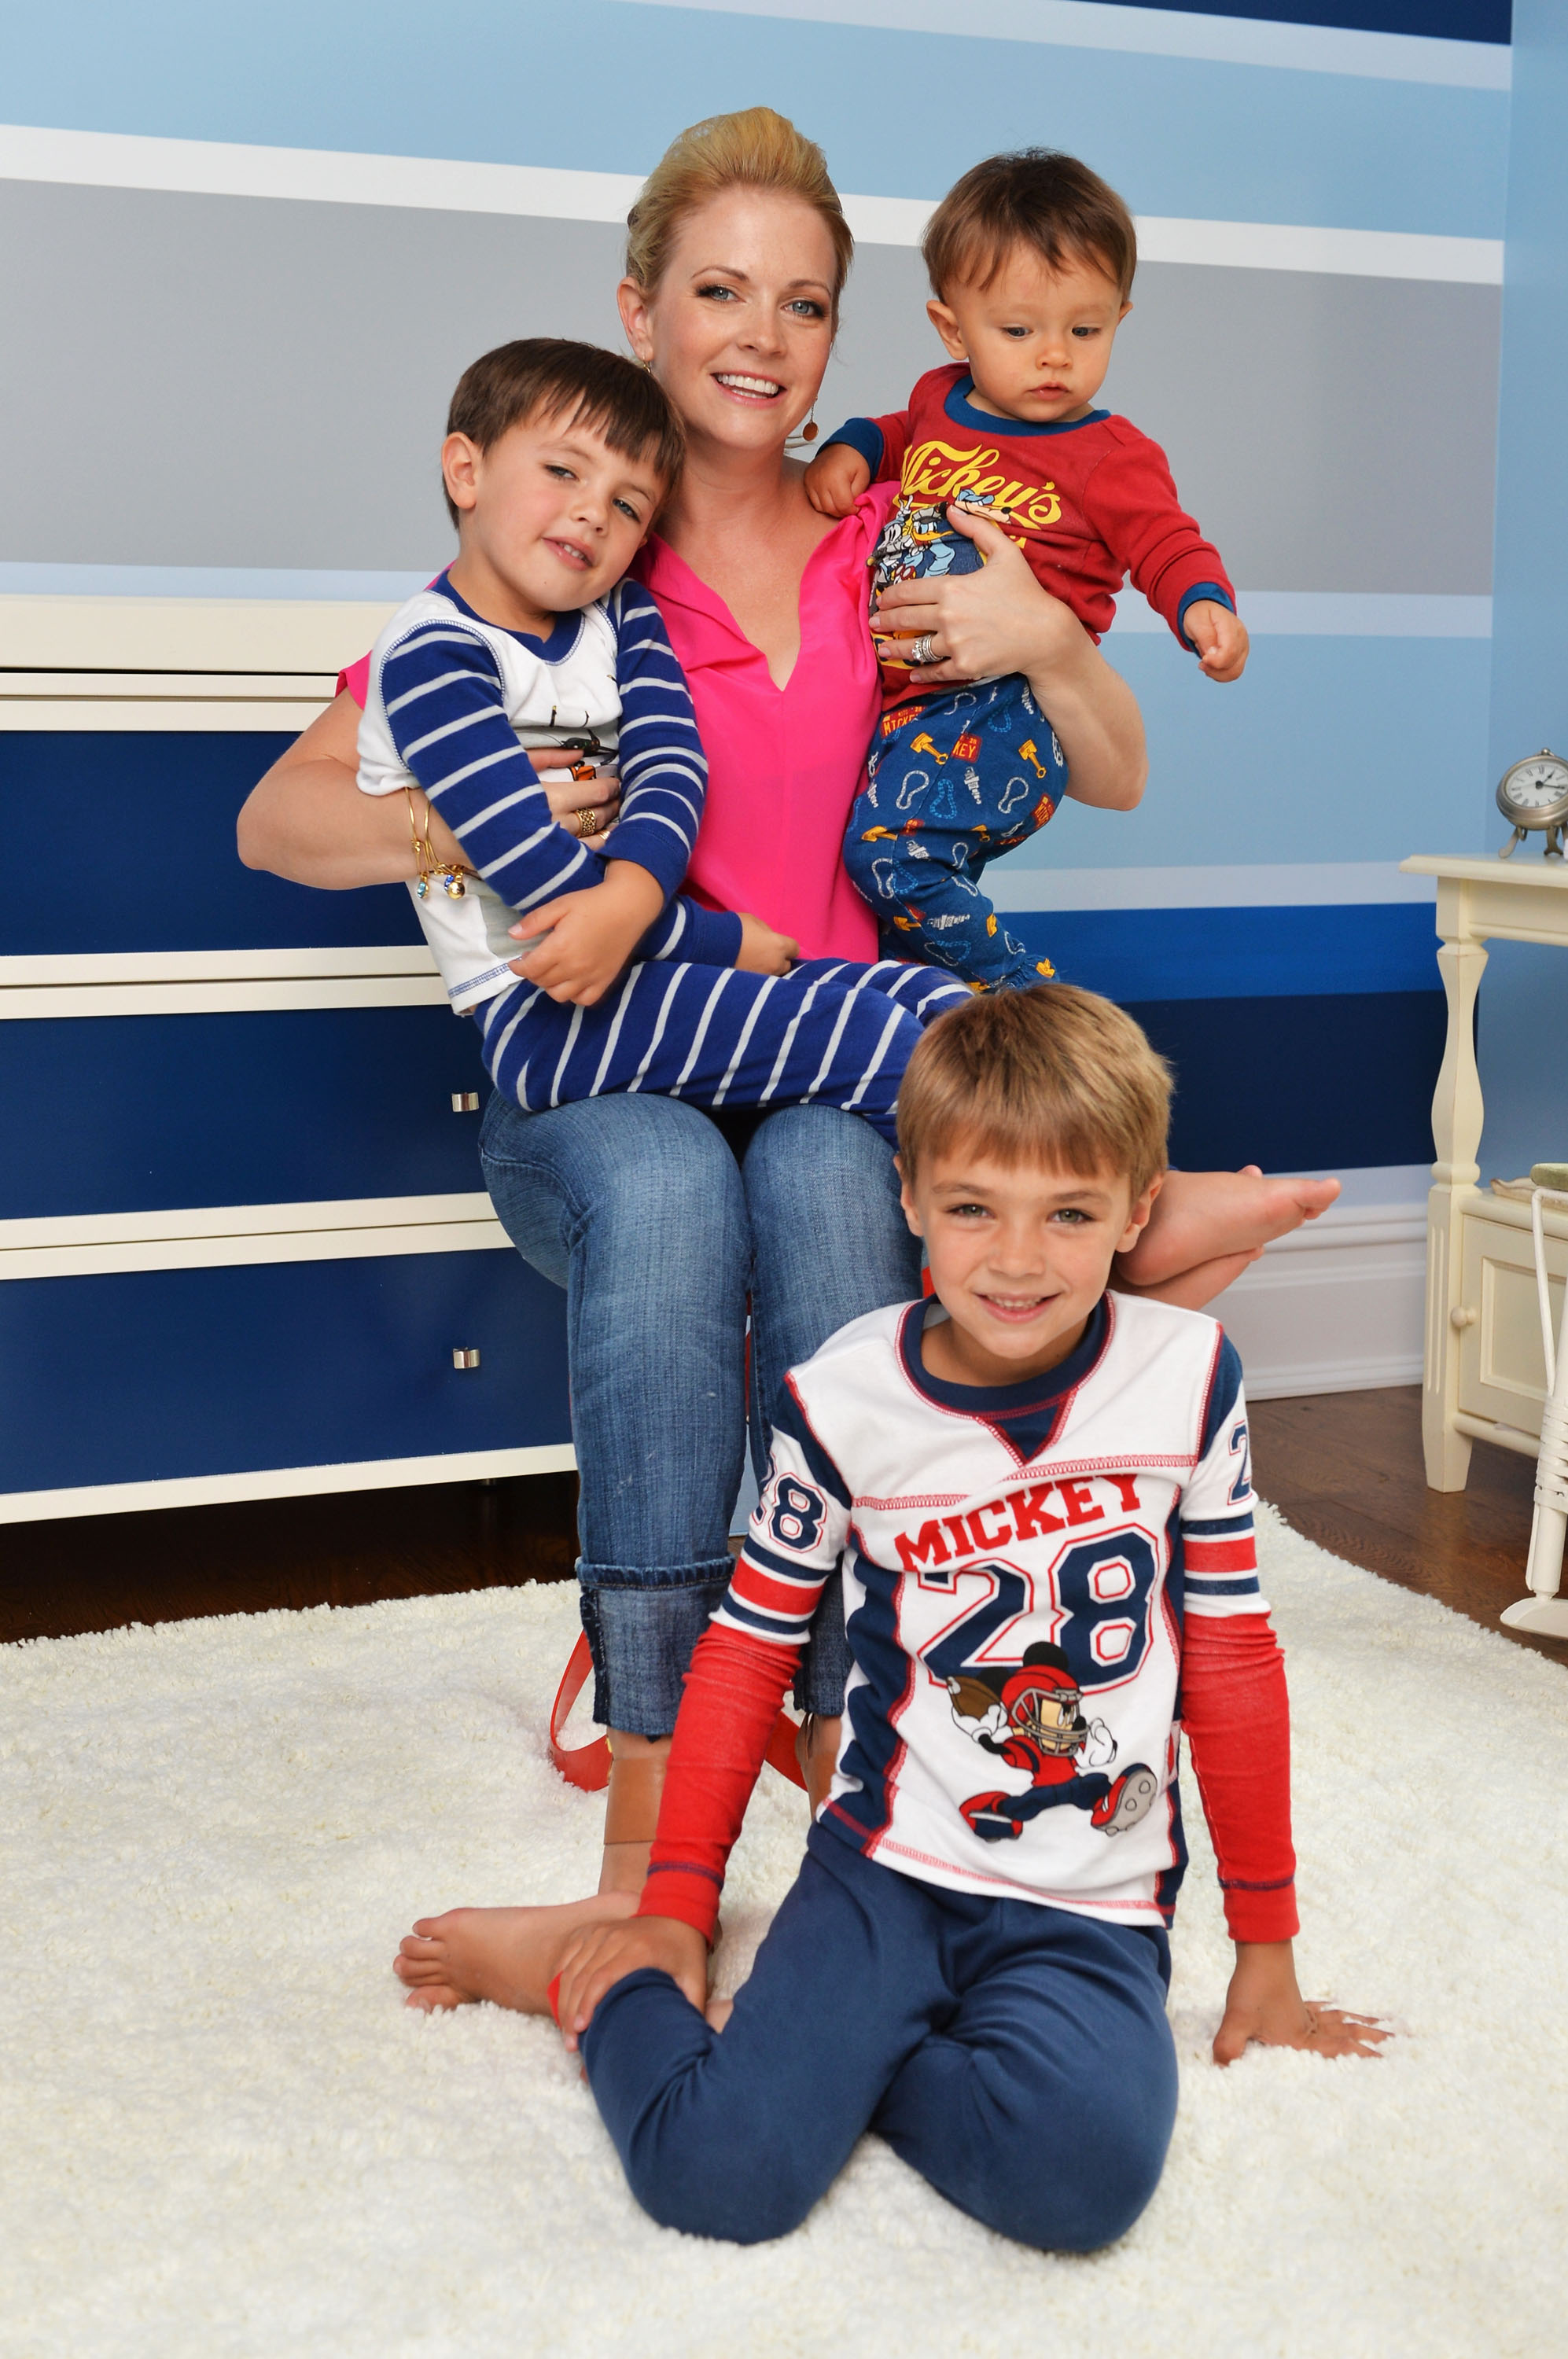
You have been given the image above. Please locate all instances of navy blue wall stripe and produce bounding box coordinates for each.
[1008,903,1441,1002]
[1094,0,1508,38]
[1132,991,1443,1171]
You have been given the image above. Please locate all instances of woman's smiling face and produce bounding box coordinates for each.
[620,188,837,458]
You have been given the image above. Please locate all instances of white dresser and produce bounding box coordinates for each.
[0,596,574,1524]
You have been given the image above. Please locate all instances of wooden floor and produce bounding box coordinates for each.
[2,1389,1561,1664]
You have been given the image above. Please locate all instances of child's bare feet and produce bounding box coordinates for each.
[1124,1167,1341,1293]
[394,1892,637,2014]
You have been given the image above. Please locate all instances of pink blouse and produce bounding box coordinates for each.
[338,487,893,966]
[631,487,893,962]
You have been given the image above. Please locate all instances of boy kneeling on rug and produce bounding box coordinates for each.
[559,988,1382,2245]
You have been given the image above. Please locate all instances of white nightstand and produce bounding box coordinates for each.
[1404,857,1568,1541]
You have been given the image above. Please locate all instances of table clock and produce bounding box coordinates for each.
[1496,749,1568,859]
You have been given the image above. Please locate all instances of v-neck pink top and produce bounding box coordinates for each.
[631,485,895,963]
[339,486,893,964]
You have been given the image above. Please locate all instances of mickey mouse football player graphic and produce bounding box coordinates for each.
[948,1641,1159,1842]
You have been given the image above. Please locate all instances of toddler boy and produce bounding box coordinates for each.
[550,984,1381,2250]
[357,337,966,1139]
[806,150,1248,992]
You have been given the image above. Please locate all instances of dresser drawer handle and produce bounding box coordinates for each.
[452,1348,481,1370]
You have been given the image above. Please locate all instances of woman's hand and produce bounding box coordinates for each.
[736,912,800,973]
[554,1912,709,2052]
[1213,1941,1389,2066]
[870,505,1146,813]
[870,505,1086,690]
[532,754,620,847]
[507,862,664,1005]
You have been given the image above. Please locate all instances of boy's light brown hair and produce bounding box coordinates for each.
[922,149,1137,304]
[443,338,686,528]
[896,984,1170,1198]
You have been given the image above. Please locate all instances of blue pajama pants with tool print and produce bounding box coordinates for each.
[843,673,1069,992]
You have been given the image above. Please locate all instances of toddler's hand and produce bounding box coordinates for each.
[1213,1941,1388,2066]
[1185,600,1250,683]
[804,442,870,517]
[554,1912,709,2050]
[508,863,664,1006]
[736,911,800,974]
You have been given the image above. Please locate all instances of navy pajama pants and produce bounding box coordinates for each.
[581,1824,1178,2249]
[480,955,971,1146]
[844,675,1069,992]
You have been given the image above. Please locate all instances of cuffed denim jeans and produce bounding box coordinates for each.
[479,1091,922,1736]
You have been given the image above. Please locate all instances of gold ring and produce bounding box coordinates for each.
[575,808,600,839]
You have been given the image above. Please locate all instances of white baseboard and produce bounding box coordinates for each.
[1214,1198,1428,1400]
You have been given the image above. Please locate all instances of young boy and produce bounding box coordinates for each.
[805,151,1249,993]
[357,337,968,1139]
[546,986,1382,2250]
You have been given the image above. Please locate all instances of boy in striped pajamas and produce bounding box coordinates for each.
[547,987,1384,2249]
[357,339,970,1137]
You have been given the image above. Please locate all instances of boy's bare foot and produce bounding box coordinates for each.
[394,1892,637,2014]
[1125,1167,1341,1291]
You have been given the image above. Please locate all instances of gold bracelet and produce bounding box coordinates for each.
[405,784,475,902]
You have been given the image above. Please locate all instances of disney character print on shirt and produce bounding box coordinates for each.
[947,1638,1159,1842]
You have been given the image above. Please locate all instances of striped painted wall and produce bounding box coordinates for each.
[0,0,1526,1191]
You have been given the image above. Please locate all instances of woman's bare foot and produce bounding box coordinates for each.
[1114,1246,1264,1312]
[1126,1167,1340,1290]
[394,1891,637,2014]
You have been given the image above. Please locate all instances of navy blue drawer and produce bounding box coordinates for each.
[0,1008,496,1217]
[0,1249,569,1492]
[2,733,421,952]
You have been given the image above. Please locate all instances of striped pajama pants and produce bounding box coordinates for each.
[478,957,973,1144]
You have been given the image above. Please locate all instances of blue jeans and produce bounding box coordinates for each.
[480,1091,922,1735]
[582,1826,1178,2248]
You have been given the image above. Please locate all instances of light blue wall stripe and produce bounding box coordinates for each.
[0,1,1509,238]
[1017,634,1492,870]
[613,0,1512,89]
[1110,593,1493,637]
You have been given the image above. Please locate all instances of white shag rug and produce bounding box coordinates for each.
[3,1506,1567,2359]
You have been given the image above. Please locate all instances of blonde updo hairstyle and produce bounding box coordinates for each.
[624,106,855,320]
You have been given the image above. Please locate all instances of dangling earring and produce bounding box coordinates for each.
[801,407,819,443]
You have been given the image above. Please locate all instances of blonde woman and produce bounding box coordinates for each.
[239,112,1334,1993]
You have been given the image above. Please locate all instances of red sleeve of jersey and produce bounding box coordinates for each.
[1181,1610,1299,1943]
[867,407,912,482]
[635,1621,799,1944]
[1080,429,1235,646]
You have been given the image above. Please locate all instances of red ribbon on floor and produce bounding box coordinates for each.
[548,1635,806,1792]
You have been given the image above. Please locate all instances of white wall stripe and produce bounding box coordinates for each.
[0,124,1505,286]
[612,0,1511,89]
[984,862,1441,911]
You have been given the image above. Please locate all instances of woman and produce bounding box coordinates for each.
[239,112,1333,1986]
